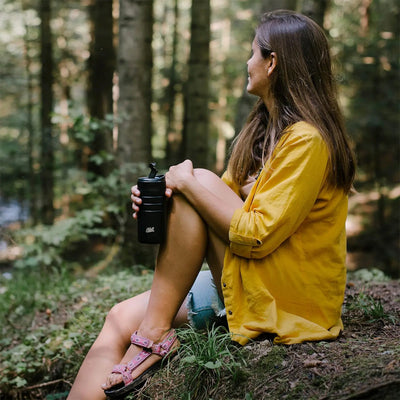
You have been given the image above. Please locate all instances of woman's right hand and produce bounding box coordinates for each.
[130,184,173,219]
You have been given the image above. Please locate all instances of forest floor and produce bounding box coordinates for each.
[1,185,399,399]
[8,272,398,400]
[132,274,400,400]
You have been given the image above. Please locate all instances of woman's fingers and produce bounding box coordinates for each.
[165,187,173,198]
[131,185,142,219]
[130,185,172,220]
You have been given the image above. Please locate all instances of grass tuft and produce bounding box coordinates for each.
[168,324,247,399]
[346,292,397,324]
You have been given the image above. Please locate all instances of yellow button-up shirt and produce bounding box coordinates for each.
[221,121,347,345]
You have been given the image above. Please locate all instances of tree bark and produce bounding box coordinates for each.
[24,24,38,225]
[182,0,211,169]
[260,0,297,13]
[87,0,116,177]
[118,0,152,168]
[118,0,155,266]
[165,0,180,166]
[298,0,329,27]
[39,0,54,225]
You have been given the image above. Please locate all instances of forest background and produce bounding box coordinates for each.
[0,0,399,398]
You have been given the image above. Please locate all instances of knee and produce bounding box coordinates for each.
[104,291,149,332]
[104,301,126,327]
[194,168,220,186]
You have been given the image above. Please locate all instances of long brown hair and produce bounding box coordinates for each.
[228,10,355,193]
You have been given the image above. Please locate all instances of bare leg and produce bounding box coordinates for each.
[101,194,208,391]
[68,169,242,399]
[193,169,243,297]
[67,291,189,400]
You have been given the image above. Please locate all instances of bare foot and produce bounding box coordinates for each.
[101,328,178,391]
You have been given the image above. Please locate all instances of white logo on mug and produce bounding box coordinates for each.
[146,227,155,233]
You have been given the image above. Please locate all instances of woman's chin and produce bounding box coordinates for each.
[247,88,258,97]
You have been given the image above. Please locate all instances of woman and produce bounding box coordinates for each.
[68,10,355,399]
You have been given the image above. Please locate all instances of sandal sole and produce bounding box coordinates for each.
[104,359,163,398]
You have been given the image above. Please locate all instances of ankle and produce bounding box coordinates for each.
[137,325,171,343]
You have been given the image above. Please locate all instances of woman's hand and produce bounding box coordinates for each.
[165,160,195,193]
[131,185,173,219]
[131,159,193,219]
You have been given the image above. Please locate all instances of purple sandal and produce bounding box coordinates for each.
[104,329,178,398]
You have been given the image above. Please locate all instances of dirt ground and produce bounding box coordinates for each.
[140,277,400,400]
[6,276,399,400]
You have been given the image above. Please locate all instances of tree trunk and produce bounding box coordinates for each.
[298,0,329,27]
[165,0,180,166]
[39,0,54,225]
[260,0,297,13]
[24,24,38,225]
[182,0,211,169]
[118,0,152,167]
[118,0,155,266]
[87,0,116,177]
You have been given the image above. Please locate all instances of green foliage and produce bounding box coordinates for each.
[348,268,390,283]
[173,325,247,400]
[329,0,400,183]
[68,114,115,146]
[0,267,153,394]
[346,191,400,279]
[0,132,29,199]
[64,113,128,209]
[13,209,115,271]
[10,111,132,272]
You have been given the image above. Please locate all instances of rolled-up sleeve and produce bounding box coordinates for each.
[229,129,330,259]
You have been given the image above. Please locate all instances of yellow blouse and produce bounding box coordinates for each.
[221,121,348,345]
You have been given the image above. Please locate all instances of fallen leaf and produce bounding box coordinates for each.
[303,359,322,368]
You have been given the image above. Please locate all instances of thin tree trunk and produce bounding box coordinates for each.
[298,0,329,27]
[182,0,211,169]
[165,0,180,165]
[87,0,116,177]
[260,0,297,13]
[24,24,38,225]
[39,0,54,225]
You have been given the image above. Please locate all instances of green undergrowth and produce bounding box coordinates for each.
[174,325,248,399]
[0,267,399,399]
[0,266,153,396]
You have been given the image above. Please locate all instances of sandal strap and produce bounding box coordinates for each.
[152,329,177,357]
[130,331,154,349]
[111,363,134,385]
[109,329,178,386]
[111,349,152,385]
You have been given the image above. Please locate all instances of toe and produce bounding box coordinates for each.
[102,372,122,389]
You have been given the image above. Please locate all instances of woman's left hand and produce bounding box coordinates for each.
[165,159,195,193]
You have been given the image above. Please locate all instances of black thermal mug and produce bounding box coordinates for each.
[137,169,167,244]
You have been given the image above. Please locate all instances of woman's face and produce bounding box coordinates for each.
[246,39,271,98]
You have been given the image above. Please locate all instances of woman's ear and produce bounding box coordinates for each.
[266,52,277,76]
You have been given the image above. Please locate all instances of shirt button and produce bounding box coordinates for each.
[223,283,227,288]
[228,310,232,315]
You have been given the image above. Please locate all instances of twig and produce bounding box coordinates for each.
[21,378,72,391]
